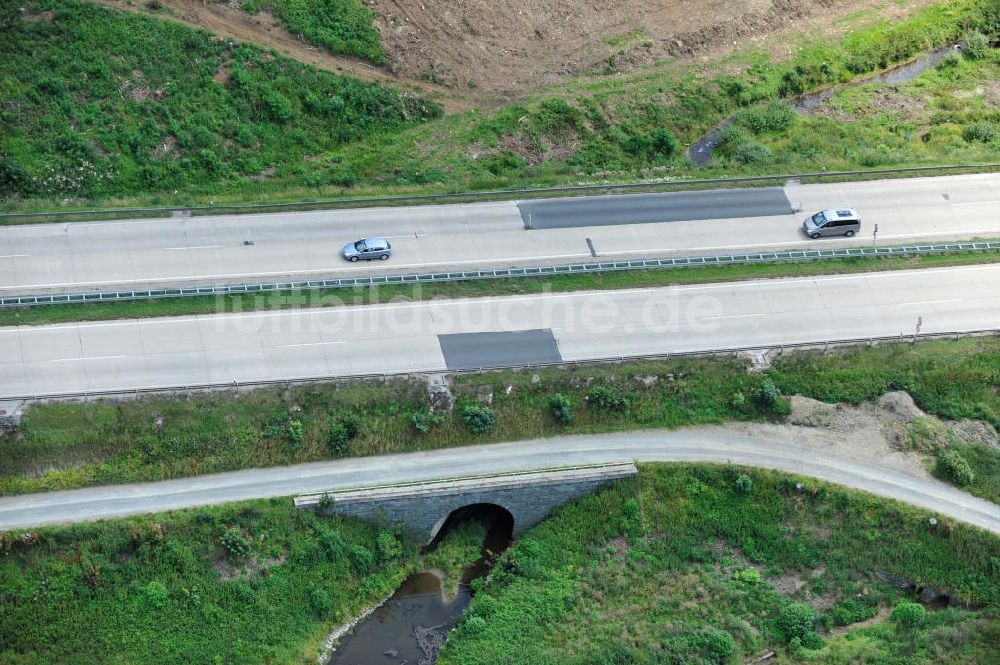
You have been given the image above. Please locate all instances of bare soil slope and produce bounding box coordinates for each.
[370,0,917,97]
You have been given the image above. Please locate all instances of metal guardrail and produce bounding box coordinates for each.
[3,239,999,308]
[2,163,998,221]
[5,328,997,403]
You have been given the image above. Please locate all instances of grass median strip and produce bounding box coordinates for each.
[3,247,1000,327]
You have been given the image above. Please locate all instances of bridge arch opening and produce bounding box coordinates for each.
[428,502,514,549]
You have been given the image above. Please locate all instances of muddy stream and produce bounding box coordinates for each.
[688,44,962,165]
[328,507,513,665]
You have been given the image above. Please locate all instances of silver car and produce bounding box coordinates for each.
[803,209,861,239]
[342,237,392,262]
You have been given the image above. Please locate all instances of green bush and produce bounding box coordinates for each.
[730,140,773,165]
[309,586,333,617]
[962,31,991,59]
[220,527,252,560]
[548,394,574,425]
[700,630,735,663]
[800,631,824,650]
[963,122,998,143]
[287,420,304,448]
[751,378,782,408]
[936,449,976,486]
[587,385,631,412]
[349,544,374,573]
[732,568,761,585]
[460,405,496,435]
[340,416,362,440]
[376,532,403,564]
[327,424,350,456]
[778,602,817,641]
[411,411,444,434]
[735,474,753,496]
[623,128,678,159]
[462,615,488,635]
[733,99,798,134]
[140,580,170,611]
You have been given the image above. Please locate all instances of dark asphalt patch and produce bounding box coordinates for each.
[518,188,793,229]
[438,329,562,370]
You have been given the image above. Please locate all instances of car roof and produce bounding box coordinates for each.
[821,208,859,220]
[362,237,388,248]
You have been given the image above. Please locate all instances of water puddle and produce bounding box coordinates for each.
[328,506,512,665]
[688,44,962,165]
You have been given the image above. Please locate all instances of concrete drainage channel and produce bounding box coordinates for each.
[2,239,999,308]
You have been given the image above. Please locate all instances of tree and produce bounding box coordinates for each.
[892,601,926,654]
[779,602,817,641]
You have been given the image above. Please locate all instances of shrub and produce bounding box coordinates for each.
[892,601,926,653]
[936,449,976,486]
[751,378,781,408]
[261,87,294,123]
[317,492,335,513]
[735,474,753,496]
[733,568,762,585]
[340,416,361,440]
[700,630,735,663]
[734,99,798,134]
[730,391,747,412]
[460,405,496,435]
[411,411,444,434]
[779,602,817,641]
[730,140,773,165]
[326,424,350,456]
[349,544,374,573]
[623,128,678,160]
[963,122,997,143]
[287,420,304,447]
[309,586,332,617]
[140,580,170,611]
[587,385,631,412]
[462,615,487,635]
[220,527,252,560]
[548,394,574,425]
[963,31,991,59]
[376,532,402,564]
[800,631,824,650]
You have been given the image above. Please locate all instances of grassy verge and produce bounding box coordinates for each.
[0,0,439,204]
[0,498,417,664]
[422,521,487,600]
[439,463,1000,665]
[3,0,996,214]
[4,247,1000,327]
[0,496,489,665]
[2,336,998,499]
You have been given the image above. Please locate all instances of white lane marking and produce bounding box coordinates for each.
[163,245,221,250]
[278,341,348,348]
[13,263,1000,333]
[896,299,966,306]
[952,200,1000,206]
[0,254,29,259]
[701,313,768,321]
[50,355,127,363]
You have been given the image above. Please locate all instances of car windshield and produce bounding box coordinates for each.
[811,212,827,225]
[353,240,367,251]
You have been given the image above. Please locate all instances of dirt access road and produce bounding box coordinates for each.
[95,0,940,105]
[3,424,998,533]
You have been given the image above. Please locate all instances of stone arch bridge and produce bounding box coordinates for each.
[294,463,637,544]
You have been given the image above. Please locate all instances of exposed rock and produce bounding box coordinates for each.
[951,419,999,449]
[875,570,915,589]
[918,586,949,605]
[530,373,541,384]
[425,375,454,414]
[0,400,23,435]
[634,375,659,388]
[474,385,494,405]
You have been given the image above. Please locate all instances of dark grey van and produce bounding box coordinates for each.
[803,209,861,239]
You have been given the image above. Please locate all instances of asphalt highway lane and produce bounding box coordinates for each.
[2,173,998,295]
